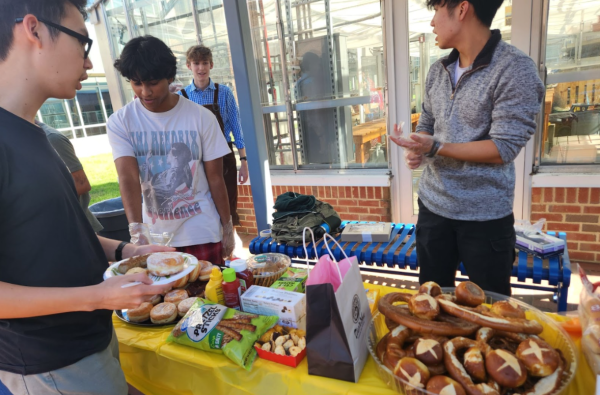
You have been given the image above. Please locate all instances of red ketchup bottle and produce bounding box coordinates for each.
[229,259,254,295]
[222,268,241,310]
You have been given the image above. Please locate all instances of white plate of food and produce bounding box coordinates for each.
[104,252,199,286]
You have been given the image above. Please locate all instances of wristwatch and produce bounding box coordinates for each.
[115,241,130,261]
[239,157,247,161]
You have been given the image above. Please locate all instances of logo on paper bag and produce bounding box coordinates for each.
[352,294,360,323]
[352,294,366,339]
[182,304,227,342]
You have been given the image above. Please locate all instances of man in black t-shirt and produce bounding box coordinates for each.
[0,2,174,394]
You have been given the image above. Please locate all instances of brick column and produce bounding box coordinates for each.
[531,187,600,263]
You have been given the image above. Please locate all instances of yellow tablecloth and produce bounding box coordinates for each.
[114,284,595,395]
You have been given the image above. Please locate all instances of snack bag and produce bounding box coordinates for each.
[167,299,278,370]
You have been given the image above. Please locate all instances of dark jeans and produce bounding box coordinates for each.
[223,143,240,226]
[416,199,516,296]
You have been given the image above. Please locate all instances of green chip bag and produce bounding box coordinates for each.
[167,299,278,370]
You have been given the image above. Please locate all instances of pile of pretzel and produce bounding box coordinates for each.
[376,281,568,395]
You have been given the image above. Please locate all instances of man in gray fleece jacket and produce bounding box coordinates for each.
[390,0,544,295]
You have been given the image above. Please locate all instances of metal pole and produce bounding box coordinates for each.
[207,0,218,44]
[275,0,299,171]
[223,0,274,233]
[190,0,202,44]
[122,0,137,38]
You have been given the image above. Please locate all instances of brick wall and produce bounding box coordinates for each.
[235,185,392,235]
[531,187,600,263]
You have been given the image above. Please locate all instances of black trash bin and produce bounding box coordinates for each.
[89,197,130,242]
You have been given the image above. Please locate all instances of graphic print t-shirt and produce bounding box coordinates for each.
[107,97,231,247]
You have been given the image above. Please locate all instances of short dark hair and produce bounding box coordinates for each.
[186,45,212,64]
[0,0,87,61]
[425,0,504,27]
[114,36,177,82]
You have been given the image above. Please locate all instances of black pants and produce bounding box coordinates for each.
[223,143,240,226]
[416,199,516,296]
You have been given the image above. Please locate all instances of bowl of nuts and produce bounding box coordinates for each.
[254,325,307,367]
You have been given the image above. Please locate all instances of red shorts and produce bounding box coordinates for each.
[176,242,223,266]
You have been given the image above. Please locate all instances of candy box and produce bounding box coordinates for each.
[254,344,306,367]
[270,268,308,293]
[241,286,306,330]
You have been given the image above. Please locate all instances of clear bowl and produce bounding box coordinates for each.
[246,253,292,287]
[367,289,578,395]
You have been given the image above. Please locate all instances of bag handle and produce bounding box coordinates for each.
[323,233,352,263]
[303,227,318,271]
[323,233,346,283]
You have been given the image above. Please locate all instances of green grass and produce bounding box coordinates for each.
[80,153,121,205]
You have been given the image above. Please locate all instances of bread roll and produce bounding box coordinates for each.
[187,260,203,282]
[126,302,153,323]
[147,252,184,277]
[164,289,189,307]
[426,375,466,395]
[485,349,527,388]
[199,261,214,281]
[516,338,560,377]
[149,294,162,306]
[170,274,189,289]
[150,302,178,324]
[178,297,198,317]
[455,282,485,307]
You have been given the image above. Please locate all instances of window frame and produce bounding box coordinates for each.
[534,0,600,172]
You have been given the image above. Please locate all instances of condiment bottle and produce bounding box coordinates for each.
[222,268,241,310]
[229,259,254,295]
[205,267,225,305]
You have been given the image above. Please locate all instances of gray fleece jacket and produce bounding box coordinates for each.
[416,30,545,221]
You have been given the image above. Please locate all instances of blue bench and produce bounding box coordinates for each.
[249,221,572,312]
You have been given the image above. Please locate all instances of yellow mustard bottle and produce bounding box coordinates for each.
[205,267,225,305]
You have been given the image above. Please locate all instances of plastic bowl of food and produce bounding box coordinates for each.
[367,289,577,395]
[247,253,292,287]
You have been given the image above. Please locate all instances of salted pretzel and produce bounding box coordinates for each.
[378,293,480,336]
[437,297,543,334]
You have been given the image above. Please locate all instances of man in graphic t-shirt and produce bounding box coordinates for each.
[107,36,235,264]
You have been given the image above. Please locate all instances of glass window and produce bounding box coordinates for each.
[408,0,513,214]
[540,0,600,165]
[67,99,82,127]
[127,0,199,85]
[85,126,108,137]
[195,1,236,91]
[40,98,71,130]
[77,86,106,125]
[248,0,388,169]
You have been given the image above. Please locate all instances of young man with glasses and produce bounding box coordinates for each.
[389,0,544,296]
[0,2,174,394]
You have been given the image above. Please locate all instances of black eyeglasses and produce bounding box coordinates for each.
[15,17,93,59]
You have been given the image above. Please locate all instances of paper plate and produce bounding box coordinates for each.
[103,253,198,285]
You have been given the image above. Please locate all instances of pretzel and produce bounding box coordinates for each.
[443,337,501,395]
[521,358,564,395]
[216,325,243,341]
[217,321,257,332]
[379,293,480,336]
[437,298,543,334]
